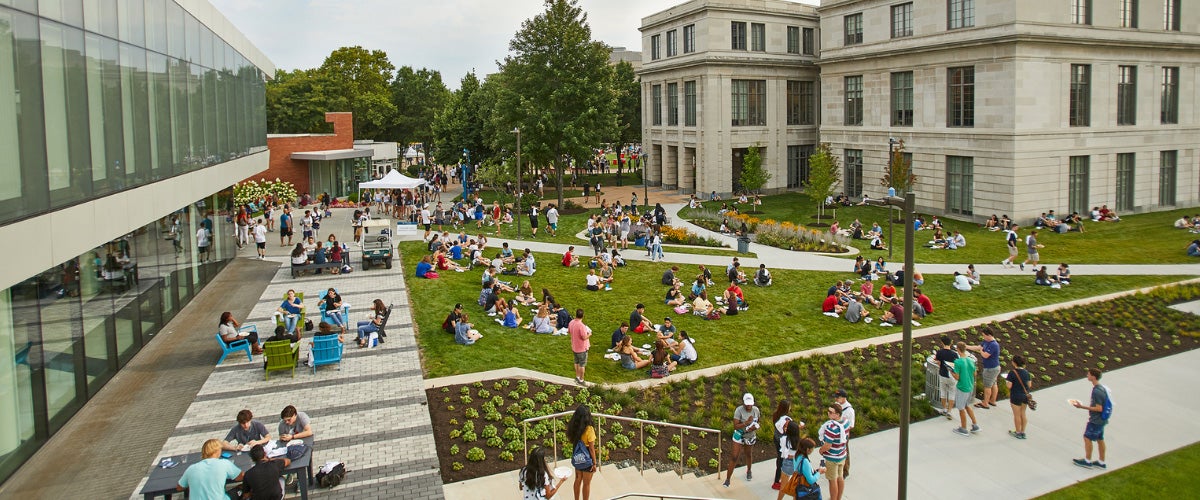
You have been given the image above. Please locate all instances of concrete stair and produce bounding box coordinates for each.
[443,459,758,500]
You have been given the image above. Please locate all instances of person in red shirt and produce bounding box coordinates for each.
[724,283,745,308]
[562,246,579,267]
[880,282,897,300]
[914,289,933,318]
[492,202,503,236]
[822,295,844,315]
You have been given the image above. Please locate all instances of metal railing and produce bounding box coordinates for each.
[522,411,721,479]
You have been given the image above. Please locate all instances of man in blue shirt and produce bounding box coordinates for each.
[177,439,243,499]
[967,328,1001,409]
[1072,368,1111,469]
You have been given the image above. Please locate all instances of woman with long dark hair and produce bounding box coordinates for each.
[566,405,598,500]
[770,399,792,490]
[355,299,388,347]
[218,311,260,354]
[518,447,566,499]
[774,420,803,500]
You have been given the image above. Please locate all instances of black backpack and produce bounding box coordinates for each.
[315,462,347,488]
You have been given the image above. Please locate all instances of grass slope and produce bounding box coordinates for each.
[1036,442,1200,499]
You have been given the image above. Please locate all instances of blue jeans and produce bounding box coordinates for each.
[357,321,379,340]
[284,314,299,334]
[652,243,663,260]
[326,310,346,328]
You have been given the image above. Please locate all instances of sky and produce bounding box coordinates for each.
[209,0,819,88]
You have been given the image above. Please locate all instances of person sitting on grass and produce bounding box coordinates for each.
[880,282,897,301]
[693,291,716,319]
[1097,204,1120,221]
[662,266,681,287]
[952,272,973,292]
[527,304,556,334]
[698,265,715,285]
[497,299,522,328]
[940,230,966,250]
[984,214,1000,231]
[881,298,904,326]
[609,322,629,350]
[629,303,655,333]
[468,243,492,270]
[455,313,482,345]
[723,282,748,310]
[1034,266,1058,287]
[415,255,438,279]
[651,339,678,374]
[755,264,773,286]
[1188,240,1200,257]
[1175,216,1194,230]
[1057,263,1072,285]
[517,249,536,276]
[665,284,687,308]
[442,303,463,335]
[435,247,465,272]
[668,331,698,365]
[513,281,537,306]
[689,277,707,301]
[914,289,933,318]
[617,335,651,371]
[822,293,845,317]
[964,264,981,286]
[598,260,614,291]
[585,269,601,291]
[562,246,580,267]
[844,294,869,323]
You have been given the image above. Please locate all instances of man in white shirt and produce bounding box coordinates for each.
[834,389,856,479]
[253,219,268,259]
[546,204,560,237]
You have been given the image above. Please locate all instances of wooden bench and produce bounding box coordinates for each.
[291,261,341,279]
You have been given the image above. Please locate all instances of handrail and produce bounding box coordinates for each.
[522,411,722,481]
[606,494,726,500]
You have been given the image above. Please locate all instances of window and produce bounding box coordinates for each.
[948,67,974,127]
[844,76,863,126]
[946,156,974,215]
[787,26,800,54]
[891,71,914,126]
[1165,0,1180,31]
[787,145,814,188]
[1070,64,1091,127]
[844,150,863,197]
[1161,66,1178,124]
[651,34,660,60]
[651,84,662,125]
[1116,153,1135,211]
[683,24,695,53]
[1072,0,1093,25]
[892,3,914,38]
[667,82,679,126]
[948,0,975,29]
[1121,0,1139,28]
[684,81,697,126]
[751,23,765,51]
[731,80,766,126]
[666,30,677,57]
[844,14,863,45]
[1117,65,1137,126]
[1160,151,1177,205]
[731,22,747,50]
[802,28,816,55]
[799,81,815,125]
[1069,156,1090,214]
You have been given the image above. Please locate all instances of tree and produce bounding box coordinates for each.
[494,0,617,207]
[318,46,397,140]
[881,139,917,193]
[611,60,641,180]
[432,72,497,169]
[388,66,451,152]
[806,143,841,222]
[738,144,771,196]
[266,68,342,133]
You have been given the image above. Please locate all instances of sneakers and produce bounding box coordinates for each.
[1019,263,1025,271]
[746,471,752,481]
[940,409,953,420]
[953,427,970,437]
[1008,430,1024,439]
[771,482,781,490]
[970,424,981,433]
[1000,260,1009,268]
[1072,458,1093,469]
[1091,461,1106,469]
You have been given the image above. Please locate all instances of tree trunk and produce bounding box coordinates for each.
[554,158,565,208]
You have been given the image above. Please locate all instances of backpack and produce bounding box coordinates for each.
[315,462,347,488]
[571,441,593,470]
[1100,385,1114,421]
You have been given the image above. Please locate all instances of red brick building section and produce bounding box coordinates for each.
[254,112,355,194]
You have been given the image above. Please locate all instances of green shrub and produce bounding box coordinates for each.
[466,447,486,462]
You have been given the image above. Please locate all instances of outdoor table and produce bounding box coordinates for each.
[139,436,314,500]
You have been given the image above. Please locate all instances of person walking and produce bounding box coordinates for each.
[723,393,761,487]
[1001,224,1020,268]
[966,328,1002,409]
[546,204,559,237]
[568,309,592,386]
[818,404,848,500]
[253,219,268,259]
[950,341,981,436]
[1072,368,1112,469]
[770,399,794,490]
[935,335,959,419]
[567,405,598,500]
[1021,229,1043,271]
[1005,355,1032,439]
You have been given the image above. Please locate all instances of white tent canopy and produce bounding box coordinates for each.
[403,146,425,159]
[358,169,426,190]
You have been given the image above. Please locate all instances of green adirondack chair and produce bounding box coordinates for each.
[275,292,306,333]
[263,340,299,380]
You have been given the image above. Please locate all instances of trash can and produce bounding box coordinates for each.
[737,236,751,254]
[924,354,942,408]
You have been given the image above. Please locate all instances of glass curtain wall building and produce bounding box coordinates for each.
[0,0,272,483]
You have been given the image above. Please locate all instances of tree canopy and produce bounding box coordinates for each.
[739,144,770,194]
[806,143,841,218]
[388,66,451,151]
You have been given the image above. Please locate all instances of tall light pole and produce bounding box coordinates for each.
[461,148,471,201]
[642,150,650,213]
[512,127,522,239]
[887,137,897,259]
[867,191,916,500]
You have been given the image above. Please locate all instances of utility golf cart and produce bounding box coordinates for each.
[360,218,394,270]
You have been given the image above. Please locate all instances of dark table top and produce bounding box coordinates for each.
[140,437,313,496]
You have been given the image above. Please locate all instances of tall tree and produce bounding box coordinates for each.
[432,72,495,171]
[611,60,641,180]
[738,144,771,195]
[806,143,841,222]
[388,66,451,151]
[318,46,396,140]
[266,68,340,133]
[494,0,617,206]
[880,139,917,193]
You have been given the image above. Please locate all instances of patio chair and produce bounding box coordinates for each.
[317,289,350,327]
[215,333,252,365]
[311,335,343,373]
[274,292,306,333]
[263,340,299,380]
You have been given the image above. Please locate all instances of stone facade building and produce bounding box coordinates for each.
[641,0,1200,221]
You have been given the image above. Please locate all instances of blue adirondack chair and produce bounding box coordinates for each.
[215,333,251,365]
[311,335,343,373]
[317,289,350,328]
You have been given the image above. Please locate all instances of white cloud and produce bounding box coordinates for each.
[209,0,817,87]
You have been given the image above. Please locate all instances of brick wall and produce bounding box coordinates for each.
[252,112,355,196]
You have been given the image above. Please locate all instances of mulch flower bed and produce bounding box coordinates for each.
[428,283,1200,484]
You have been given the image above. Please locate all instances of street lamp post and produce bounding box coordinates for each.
[512,127,521,239]
[887,137,897,259]
[866,191,917,500]
[642,151,649,213]
[461,148,471,201]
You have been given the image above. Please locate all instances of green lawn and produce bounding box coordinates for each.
[682,193,1200,265]
[402,241,1180,381]
[1035,443,1200,499]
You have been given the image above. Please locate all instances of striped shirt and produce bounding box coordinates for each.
[820,419,848,463]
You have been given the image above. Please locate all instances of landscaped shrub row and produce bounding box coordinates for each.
[428,283,1200,483]
[682,207,849,253]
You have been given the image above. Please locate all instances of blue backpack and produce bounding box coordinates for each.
[571,440,593,470]
[1100,385,1114,421]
